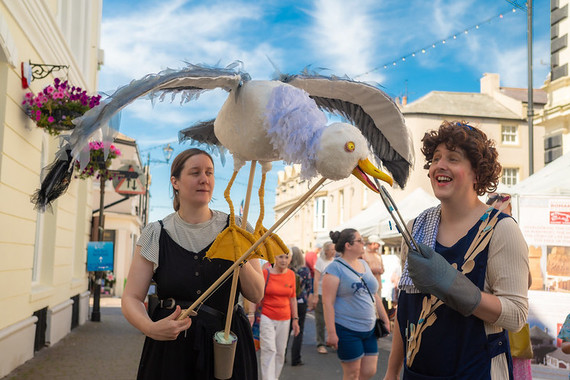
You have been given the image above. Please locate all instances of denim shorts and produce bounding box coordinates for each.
[335,323,378,362]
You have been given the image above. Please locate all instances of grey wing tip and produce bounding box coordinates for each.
[179,119,220,146]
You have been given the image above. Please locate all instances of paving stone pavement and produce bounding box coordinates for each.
[2,297,145,380]
[3,298,567,380]
[1,297,393,379]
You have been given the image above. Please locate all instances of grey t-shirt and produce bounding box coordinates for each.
[324,257,377,332]
[137,210,229,271]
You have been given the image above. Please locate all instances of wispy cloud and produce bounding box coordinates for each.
[100,0,265,86]
[305,0,385,82]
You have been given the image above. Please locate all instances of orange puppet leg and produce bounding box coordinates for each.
[206,170,267,262]
[251,171,288,264]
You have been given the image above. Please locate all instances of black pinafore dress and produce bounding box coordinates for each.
[137,219,258,379]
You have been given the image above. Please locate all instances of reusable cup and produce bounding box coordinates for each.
[213,330,237,379]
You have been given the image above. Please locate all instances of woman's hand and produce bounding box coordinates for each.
[145,306,192,341]
[308,293,318,310]
[292,319,301,336]
[326,330,339,350]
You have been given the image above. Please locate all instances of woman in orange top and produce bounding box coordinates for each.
[259,253,301,380]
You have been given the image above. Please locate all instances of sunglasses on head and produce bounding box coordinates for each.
[486,193,510,205]
[454,122,473,131]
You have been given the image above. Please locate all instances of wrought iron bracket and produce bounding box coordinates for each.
[28,60,69,81]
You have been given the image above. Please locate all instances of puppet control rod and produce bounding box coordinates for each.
[177,177,327,320]
[373,178,426,258]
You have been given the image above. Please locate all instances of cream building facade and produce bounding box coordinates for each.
[0,1,103,377]
[274,73,546,252]
[535,0,570,162]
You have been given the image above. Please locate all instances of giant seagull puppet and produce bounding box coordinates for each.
[32,62,414,263]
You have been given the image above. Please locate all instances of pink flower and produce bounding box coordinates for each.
[47,116,55,123]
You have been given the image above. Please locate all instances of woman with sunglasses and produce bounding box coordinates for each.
[322,228,391,380]
[384,121,529,380]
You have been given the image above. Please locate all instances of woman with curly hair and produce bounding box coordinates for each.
[383,121,529,380]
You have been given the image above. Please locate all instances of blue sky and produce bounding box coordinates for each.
[99,0,551,225]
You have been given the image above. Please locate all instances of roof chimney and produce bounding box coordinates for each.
[402,96,407,106]
[481,73,500,95]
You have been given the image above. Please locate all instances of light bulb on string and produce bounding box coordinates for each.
[352,6,520,78]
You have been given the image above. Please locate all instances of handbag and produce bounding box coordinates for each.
[374,318,389,338]
[508,323,533,359]
[336,259,389,338]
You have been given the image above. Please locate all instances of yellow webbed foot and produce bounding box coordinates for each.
[206,224,267,262]
[252,225,289,264]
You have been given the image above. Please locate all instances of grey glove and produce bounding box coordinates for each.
[408,243,482,316]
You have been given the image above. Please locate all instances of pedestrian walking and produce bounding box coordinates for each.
[259,253,300,380]
[287,246,312,366]
[323,229,390,380]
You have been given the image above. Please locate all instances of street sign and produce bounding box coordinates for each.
[87,242,114,271]
[113,165,146,195]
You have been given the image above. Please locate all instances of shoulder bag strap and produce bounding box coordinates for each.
[335,259,375,304]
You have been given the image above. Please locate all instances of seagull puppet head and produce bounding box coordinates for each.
[315,122,393,189]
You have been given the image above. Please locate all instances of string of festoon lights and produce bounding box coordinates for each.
[354,6,525,79]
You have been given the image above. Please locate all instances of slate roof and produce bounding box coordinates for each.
[402,92,522,120]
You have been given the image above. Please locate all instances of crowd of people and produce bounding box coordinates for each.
[120,120,569,379]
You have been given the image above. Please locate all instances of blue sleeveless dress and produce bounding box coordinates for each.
[398,210,513,379]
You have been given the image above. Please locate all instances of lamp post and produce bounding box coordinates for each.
[527,0,534,175]
[142,144,175,227]
[91,157,109,322]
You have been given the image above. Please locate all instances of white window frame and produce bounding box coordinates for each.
[314,196,327,231]
[501,167,519,186]
[501,125,518,145]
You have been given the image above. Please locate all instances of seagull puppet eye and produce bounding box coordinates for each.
[344,141,355,152]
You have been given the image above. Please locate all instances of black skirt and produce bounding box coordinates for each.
[137,304,257,380]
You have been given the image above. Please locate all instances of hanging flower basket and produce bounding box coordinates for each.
[75,142,121,181]
[22,78,101,136]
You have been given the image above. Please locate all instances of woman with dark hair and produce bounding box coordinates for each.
[383,121,529,380]
[287,246,312,366]
[322,228,390,380]
[122,148,263,379]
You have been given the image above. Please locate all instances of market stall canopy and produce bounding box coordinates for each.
[508,152,570,196]
[332,187,439,240]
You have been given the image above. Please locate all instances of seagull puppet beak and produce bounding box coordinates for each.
[351,158,394,193]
